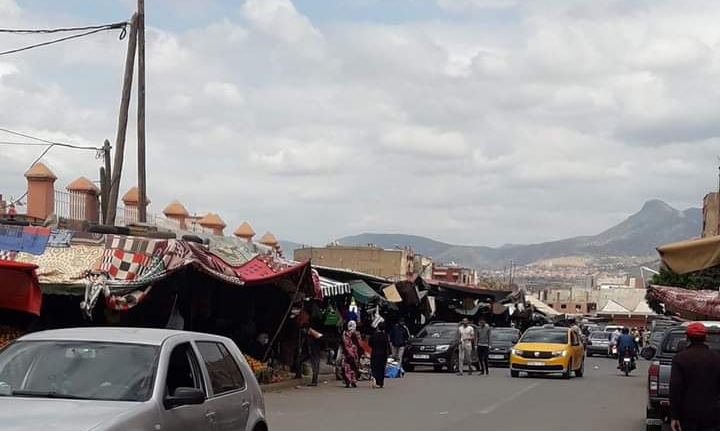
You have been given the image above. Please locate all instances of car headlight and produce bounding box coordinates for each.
[436,344,450,352]
[552,350,567,357]
[511,348,523,356]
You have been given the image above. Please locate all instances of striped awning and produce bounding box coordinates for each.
[319,276,351,297]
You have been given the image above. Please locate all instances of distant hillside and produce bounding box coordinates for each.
[337,200,702,269]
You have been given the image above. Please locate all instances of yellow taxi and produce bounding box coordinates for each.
[509,326,585,379]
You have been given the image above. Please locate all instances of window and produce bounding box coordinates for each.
[196,342,245,395]
[0,341,158,402]
[560,304,567,309]
[166,343,203,397]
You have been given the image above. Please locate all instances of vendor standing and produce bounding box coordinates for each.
[390,318,411,365]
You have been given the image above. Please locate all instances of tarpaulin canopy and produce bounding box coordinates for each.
[319,276,351,297]
[648,285,720,319]
[382,284,403,303]
[0,260,42,315]
[526,295,559,316]
[350,280,385,305]
[15,244,104,289]
[657,236,720,274]
[427,279,512,301]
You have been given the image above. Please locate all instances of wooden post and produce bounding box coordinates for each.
[106,13,138,225]
[137,0,147,222]
[100,139,112,223]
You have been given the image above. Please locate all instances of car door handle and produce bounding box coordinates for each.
[241,401,250,410]
[205,411,217,421]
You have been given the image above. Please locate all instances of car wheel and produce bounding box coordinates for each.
[433,365,443,372]
[563,360,573,379]
[587,352,593,357]
[575,360,584,377]
[404,364,415,372]
[511,370,519,378]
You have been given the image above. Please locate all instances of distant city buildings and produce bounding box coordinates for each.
[294,244,417,281]
[432,262,478,285]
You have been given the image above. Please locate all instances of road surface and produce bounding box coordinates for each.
[265,356,651,431]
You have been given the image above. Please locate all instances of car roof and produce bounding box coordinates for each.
[19,327,194,346]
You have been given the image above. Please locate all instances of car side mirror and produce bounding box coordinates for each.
[640,346,656,360]
[164,387,205,409]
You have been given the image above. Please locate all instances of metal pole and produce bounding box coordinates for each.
[137,0,147,222]
[106,13,138,225]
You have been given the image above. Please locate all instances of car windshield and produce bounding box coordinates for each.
[491,331,519,342]
[0,341,159,402]
[590,332,611,340]
[662,331,720,353]
[418,327,457,339]
[521,330,568,344]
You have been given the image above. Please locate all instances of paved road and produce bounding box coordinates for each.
[265,356,650,431]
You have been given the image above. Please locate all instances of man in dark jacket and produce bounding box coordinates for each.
[390,318,410,365]
[670,322,720,431]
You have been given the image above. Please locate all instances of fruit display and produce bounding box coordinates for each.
[246,356,268,373]
[0,325,24,349]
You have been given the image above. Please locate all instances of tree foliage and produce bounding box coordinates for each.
[650,265,720,290]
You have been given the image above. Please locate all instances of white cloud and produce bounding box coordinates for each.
[1,0,718,248]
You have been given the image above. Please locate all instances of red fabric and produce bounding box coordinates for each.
[648,285,720,320]
[0,260,42,315]
[687,322,707,337]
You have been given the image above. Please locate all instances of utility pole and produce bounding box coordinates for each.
[99,139,112,223]
[137,0,147,222]
[106,13,138,225]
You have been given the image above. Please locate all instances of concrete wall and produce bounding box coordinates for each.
[294,246,410,280]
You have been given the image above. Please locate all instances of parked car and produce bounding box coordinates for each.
[586,331,612,357]
[487,328,520,367]
[0,327,268,431]
[510,326,585,379]
[642,322,720,431]
[404,322,460,372]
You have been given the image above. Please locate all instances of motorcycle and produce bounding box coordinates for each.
[620,347,636,377]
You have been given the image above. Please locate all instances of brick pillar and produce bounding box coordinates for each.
[66,177,100,223]
[24,162,57,220]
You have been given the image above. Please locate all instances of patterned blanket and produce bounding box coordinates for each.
[648,285,720,319]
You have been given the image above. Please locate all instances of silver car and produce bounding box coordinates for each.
[0,327,268,431]
[586,331,612,357]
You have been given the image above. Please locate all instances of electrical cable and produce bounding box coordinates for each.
[0,22,126,34]
[0,22,128,56]
[0,128,102,151]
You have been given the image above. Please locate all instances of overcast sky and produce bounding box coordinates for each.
[1,0,718,247]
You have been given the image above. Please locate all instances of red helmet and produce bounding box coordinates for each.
[687,322,707,338]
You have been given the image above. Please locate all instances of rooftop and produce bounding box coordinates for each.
[163,200,189,217]
[24,162,57,180]
[258,231,279,246]
[20,327,188,346]
[66,176,99,194]
[198,213,226,228]
[234,221,255,237]
[122,186,151,205]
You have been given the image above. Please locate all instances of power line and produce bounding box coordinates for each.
[0,22,128,56]
[0,22,126,35]
[0,128,103,151]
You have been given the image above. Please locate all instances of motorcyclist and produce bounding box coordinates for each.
[616,327,637,369]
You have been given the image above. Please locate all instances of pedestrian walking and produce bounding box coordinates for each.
[341,320,363,388]
[457,318,475,376]
[390,318,410,365]
[476,319,491,375]
[670,322,720,431]
[369,322,391,388]
[295,326,323,386]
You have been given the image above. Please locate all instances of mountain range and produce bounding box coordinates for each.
[283,200,702,270]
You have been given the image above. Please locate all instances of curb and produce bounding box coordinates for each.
[261,372,335,394]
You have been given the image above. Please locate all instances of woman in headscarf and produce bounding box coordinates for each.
[341,320,362,388]
[368,321,391,388]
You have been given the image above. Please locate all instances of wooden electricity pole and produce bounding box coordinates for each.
[100,139,112,223]
[137,0,147,222]
[106,13,138,225]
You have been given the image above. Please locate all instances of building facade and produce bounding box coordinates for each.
[294,245,415,281]
[432,263,478,285]
[703,192,719,237]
